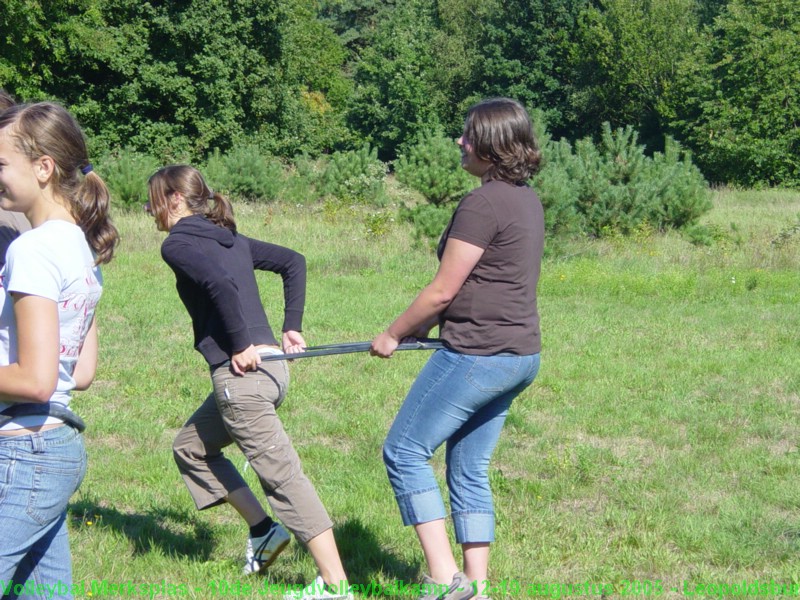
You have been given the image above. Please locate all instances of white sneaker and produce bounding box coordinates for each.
[283,574,353,600]
[243,522,291,575]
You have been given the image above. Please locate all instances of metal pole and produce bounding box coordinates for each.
[257,338,445,362]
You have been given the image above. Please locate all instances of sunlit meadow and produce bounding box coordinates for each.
[64,189,800,599]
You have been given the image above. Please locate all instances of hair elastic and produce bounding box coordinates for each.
[80,163,93,175]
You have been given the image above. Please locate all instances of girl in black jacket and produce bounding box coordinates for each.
[146,165,350,599]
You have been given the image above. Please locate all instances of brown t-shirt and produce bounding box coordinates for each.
[437,180,544,355]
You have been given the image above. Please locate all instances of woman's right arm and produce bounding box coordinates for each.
[246,238,306,333]
[371,238,485,358]
[0,293,60,403]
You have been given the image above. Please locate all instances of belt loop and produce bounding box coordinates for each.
[31,431,45,454]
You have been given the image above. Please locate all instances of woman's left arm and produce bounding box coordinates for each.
[0,293,59,403]
[247,237,307,335]
[371,238,485,357]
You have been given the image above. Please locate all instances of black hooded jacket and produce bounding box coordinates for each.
[161,215,306,366]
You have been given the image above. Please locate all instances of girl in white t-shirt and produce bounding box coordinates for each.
[0,102,118,596]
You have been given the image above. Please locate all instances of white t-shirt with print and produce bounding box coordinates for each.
[0,220,103,429]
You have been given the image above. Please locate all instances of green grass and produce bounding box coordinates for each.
[66,189,800,599]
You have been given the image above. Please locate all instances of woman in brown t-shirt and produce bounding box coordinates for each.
[372,98,544,598]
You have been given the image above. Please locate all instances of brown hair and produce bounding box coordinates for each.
[462,98,541,184]
[0,102,118,264]
[0,89,15,111]
[147,165,236,231]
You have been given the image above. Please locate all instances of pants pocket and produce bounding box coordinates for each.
[214,376,261,424]
[27,441,86,526]
[465,355,521,393]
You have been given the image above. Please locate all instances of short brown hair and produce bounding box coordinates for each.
[463,98,541,184]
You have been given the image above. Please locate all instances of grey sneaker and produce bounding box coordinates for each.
[243,522,290,575]
[419,572,474,600]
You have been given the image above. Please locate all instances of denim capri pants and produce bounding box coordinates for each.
[383,348,540,543]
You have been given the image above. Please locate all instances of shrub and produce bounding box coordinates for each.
[531,138,584,235]
[204,145,284,202]
[319,144,387,205]
[396,121,709,247]
[683,222,743,248]
[534,123,711,237]
[395,130,476,205]
[97,148,160,210]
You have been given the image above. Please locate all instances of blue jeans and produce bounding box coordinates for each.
[383,349,540,543]
[0,425,86,599]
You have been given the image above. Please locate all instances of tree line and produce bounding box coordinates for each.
[2,0,797,188]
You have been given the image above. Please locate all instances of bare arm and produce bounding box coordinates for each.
[0,293,59,403]
[371,238,485,357]
[73,317,98,391]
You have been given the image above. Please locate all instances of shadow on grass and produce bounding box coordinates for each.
[281,518,422,593]
[68,497,215,560]
[339,518,423,591]
[68,502,423,591]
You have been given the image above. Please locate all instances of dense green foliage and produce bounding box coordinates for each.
[1,0,350,160]
[573,0,700,145]
[346,0,446,160]
[1,0,796,187]
[474,0,588,140]
[669,0,800,187]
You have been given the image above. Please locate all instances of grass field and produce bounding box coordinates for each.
[64,189,800,599]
